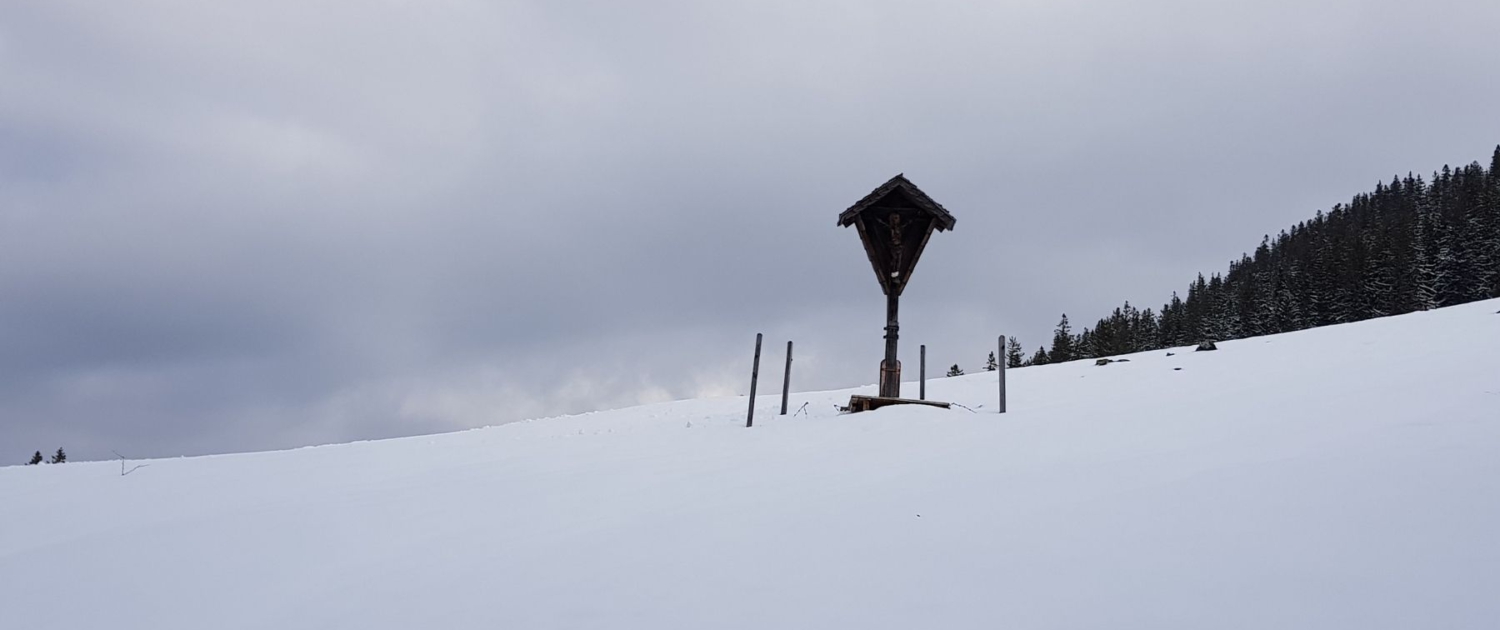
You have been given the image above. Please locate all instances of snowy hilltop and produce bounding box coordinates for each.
[3,299,1498,629]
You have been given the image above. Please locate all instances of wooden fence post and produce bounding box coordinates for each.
[780,341,793,415]
[747,333,763,428]
[998,335,1007,414]
[920,344,926,400]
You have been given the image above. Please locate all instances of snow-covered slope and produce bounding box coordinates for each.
[4,300,1498,629]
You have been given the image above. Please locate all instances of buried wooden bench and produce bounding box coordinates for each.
[843,395,952,414]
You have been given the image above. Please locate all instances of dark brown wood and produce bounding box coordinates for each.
[780,340,793,415]
[839,175,956,408]
[747,333,762,428]
[837,174,957,232]
[845,395,951,413]
[880,294,900,397]
[850,211,938,297]
[841,177,953,298]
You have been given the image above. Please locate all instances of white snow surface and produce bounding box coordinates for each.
[4,300,1499,629]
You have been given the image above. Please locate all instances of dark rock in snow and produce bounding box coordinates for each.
[1095,359,1112,366]
[1196,341,1218,352]
[1166,352,1175,357]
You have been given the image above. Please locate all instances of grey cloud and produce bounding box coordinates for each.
[3,0,1498,460]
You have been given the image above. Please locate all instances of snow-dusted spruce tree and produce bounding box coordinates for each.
[946,364,964,377]
[1412,199,1439,310]
[1005,337,1024,368]
[50,448,65,464]
[28,451,43,465]
[984,352,997,371]
[1049,315,1074,363]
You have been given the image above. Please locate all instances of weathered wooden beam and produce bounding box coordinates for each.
[880,294,900,398]
[780,340,793,416]
[998,335,1008,414]
[845,395,951,413]
[747,333,762,428]
[920,344,926,400]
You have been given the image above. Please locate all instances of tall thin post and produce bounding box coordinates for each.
[919,344,926,400]
[780,341,793,415]
[998,335,1008,414]
[879,293,900,398]
[747,333,763,428]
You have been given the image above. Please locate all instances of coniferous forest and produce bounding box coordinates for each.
[1019,146,1500,366]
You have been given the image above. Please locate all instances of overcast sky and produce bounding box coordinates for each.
[3,0,1498,461]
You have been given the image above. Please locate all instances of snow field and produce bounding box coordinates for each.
[3,299,1498,629]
